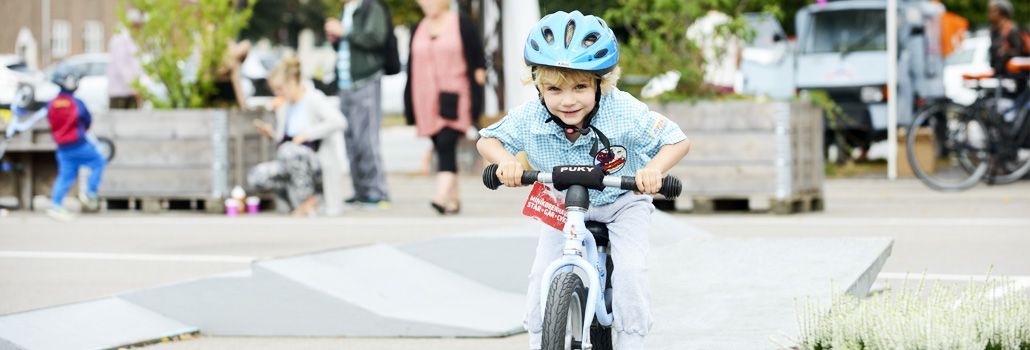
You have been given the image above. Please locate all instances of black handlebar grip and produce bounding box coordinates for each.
[660,176,682,199]
[483,164,502,190]
[522,170,540,185]
[620,177,638,192]
[619,176,683,199]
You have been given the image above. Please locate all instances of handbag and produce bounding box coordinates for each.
[438,91,459,121]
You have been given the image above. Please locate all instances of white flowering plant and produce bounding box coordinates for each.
[796,275,1030,350]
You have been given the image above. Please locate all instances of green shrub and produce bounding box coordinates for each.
[120,0,255,108]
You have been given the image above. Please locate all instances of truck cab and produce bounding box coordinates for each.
[794,0,946,157]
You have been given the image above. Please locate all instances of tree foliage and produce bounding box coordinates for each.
[241,0,327,46]
[321,0,423,27]
[602,0,781,98]
[120,0,255,108]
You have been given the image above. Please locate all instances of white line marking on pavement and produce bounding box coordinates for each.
[879,272,1030,300]
[878,272,1030,282]
[4,216,528,226]
[0,251,256,263]
[687,217,1030,226]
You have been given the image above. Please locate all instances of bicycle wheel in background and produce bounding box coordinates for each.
[907,102,990,191]
[985,100,1030,185]
[542,272,587,350]
[94,136,116,162]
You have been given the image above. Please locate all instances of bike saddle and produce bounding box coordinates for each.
[585,221,609,247]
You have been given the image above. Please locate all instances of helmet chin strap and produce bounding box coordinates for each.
[538,78,615,172]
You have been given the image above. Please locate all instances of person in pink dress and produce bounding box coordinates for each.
[404,0,486,215]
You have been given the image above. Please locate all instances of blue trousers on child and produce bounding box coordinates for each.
[51,141,106,208]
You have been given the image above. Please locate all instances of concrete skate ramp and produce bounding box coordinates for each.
[121,244,526,337]
[0,214,890,349]
[647,237,893,350]
[0,298,197,350]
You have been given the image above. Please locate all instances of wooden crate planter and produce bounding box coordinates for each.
[91,109,274,212]
[648,100,824,214]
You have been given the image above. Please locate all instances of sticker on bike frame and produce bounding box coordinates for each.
[523,182,567,232]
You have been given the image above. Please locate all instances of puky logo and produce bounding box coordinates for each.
[559,166,594,172]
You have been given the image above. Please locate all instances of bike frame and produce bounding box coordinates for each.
[537,182,620,348]
[482,165,680,349]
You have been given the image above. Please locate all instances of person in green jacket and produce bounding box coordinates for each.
[326,0,392,208]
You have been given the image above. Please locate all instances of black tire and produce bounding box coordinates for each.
[542,272,587,350]
[907,102,989,191]
[94,137,116,162]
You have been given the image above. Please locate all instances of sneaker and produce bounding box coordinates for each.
[357,198,391,209]
[346,196,390,209]
[78,192,100,212]
[46,207,75,222]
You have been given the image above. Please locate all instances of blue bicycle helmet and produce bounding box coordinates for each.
[524,11,619,76]
[51,65,81,92]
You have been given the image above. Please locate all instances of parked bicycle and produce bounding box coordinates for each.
[483,164,681,350]
[906,57,1030,191]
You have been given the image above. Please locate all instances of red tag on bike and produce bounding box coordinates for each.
[523,182,567,232]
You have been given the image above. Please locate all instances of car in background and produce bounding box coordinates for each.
[18,54,167,114]
[943,35,992,106]
[35,54,112,113]
[0,55,45,109]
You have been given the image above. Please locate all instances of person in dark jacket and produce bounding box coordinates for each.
[988,0,1027,94]
[403,0,486,215]
[325,0,392,208]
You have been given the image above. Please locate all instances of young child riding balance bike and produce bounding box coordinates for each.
[476,10,691,350]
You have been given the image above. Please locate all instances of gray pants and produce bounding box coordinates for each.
[526,192,654,350]
[338,78,389,201]
[247,143,322,211]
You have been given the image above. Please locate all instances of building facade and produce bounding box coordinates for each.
[0,0,119,69]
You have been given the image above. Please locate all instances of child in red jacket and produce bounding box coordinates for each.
[45,68,106,221]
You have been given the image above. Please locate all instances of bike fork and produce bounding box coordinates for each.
[539,210,614,348]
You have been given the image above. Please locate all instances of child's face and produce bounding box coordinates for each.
[540,77,596,129]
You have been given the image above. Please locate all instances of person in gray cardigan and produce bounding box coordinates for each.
[249,57,347,216]
[325,0,392,207]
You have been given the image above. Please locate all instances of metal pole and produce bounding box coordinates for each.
[886,0,899,180]
[42,0,50,67]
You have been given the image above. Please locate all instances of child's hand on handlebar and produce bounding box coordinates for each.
[635,167,663,194]
[497,160,525,187]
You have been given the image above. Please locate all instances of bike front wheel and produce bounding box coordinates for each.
[907,102,990,191]
[542,272,587,350]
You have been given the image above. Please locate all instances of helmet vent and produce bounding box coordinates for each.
[542,27,554,44]
[594,49,608,59]
[530,39,540,51]
[564,20,576,48]
[583,33,599,48]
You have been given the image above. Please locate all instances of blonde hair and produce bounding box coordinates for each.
[525,66,621,95]
[269,56,302,84]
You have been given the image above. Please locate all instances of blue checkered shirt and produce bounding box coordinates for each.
[480,88,688,207]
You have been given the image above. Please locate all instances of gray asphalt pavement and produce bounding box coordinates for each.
[1,174,1028,349]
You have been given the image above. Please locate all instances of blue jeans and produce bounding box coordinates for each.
[51,141,106,208]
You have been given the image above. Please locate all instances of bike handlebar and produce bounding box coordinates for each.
[482,164,682,199]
